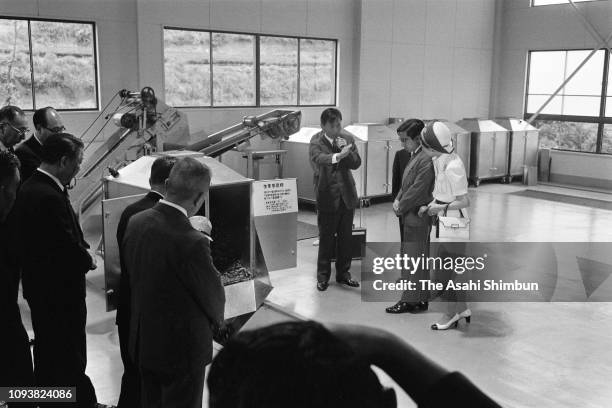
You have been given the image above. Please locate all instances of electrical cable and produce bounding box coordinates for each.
[79,91,121,140]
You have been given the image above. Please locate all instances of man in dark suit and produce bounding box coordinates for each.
[15,107,65,181]
[386,127,436,314]
[309,108,362,292]
[115,155,177,408]
[14,133,108,408]
[0,151,35,401]
[123,157,225,408]
[0,105,29,153]
[391,119,425,242]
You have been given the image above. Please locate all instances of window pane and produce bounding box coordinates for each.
[606,97,612,117]
[260,36,298,106]
[533,120,598,152]
[164,29,210,107]
[562,96,600,116]
[0,19,32,109]
[533,0,596,5]
[564,50,604,96]
[528,51,565,94]
[212,33,255,106]
[30,21,96,109]
[526,95,562,114]
[603,125,612,154]
[300,39,336,105]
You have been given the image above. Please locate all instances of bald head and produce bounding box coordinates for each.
[33,107,65,143]
[165,157,211,216]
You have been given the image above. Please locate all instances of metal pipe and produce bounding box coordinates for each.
[567,0,611,53]
[527,30,612,123]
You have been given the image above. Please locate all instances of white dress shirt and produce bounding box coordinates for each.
[158,199,188,218]
[37,168,64,191]
[324,133,339,164]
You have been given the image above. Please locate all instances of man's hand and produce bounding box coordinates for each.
[338,144,353,160]
[336,137,347,149]
[418,206,428,217]
[89,250,98,270]
[189,215,212,235]
[427,203,446,216]
[393,199,400,213]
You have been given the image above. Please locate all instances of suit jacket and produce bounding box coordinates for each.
[0,218,23,327]
[391,149,413,199]
[15,136,44,182]
[396,148,435,227]
[309,131,361,212]
[123,203,225,374]
[115,191,163,326]
[14,171,92,302]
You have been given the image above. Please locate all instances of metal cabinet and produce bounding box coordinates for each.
[493,118,539,182]
[456,118,510,187]
[345,123,401,202]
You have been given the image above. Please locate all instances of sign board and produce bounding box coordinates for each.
[252,179,298,217]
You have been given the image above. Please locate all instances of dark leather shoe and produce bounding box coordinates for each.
[386,301,412,313]
[317,282,329,291]
[337,278,360,288]
[385,301,428,314]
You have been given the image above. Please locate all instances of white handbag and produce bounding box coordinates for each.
[437,208,470,241]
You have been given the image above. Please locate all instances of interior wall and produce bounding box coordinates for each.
[356,0,496,124]
[1,0,140,141]
[494,0,612,190]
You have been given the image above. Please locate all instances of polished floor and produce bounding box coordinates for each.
[15,182,612,407]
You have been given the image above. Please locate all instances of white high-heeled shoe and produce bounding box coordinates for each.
[431,309,471,330]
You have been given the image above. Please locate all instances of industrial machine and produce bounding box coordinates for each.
[456,118,510,187]
[72,87,190,213]
[493,118,539,183]
[72,87,302,331]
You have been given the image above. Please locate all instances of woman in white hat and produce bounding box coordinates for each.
[418,121,471,330]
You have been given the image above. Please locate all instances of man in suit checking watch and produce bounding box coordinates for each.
[309,108,362,292]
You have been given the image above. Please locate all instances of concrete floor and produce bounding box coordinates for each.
[16,182,612,407]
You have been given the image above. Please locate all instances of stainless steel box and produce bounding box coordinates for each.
[456,118,510,187]
[493,118,540,182]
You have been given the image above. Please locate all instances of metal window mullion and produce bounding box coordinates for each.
[255,34,260,107]
[597,50,610,152]
[297,38,301,106]
[210,31,214,107]
[27,20,36,109]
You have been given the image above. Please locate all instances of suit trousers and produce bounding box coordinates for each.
[140,364,206,408]
[400,224,431,303]
[1,317,35,408]
[117,314,141,408]
[317,199,354,283]
[27,296,97,408]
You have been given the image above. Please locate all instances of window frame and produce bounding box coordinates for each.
[524,48,612,155]
[530,0,604,7]
[0,15,100,112]
[163,26,338,109]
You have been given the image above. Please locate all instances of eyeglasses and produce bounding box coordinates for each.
[43,125,66,134]
[0,122,30,136]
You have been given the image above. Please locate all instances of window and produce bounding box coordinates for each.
[163,28,337,108]
[0,17,98,110]
[532,0,599,6]
[525,50,612,154]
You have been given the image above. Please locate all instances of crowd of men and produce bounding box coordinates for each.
[1,105,498,408]
[0,105,225,408]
